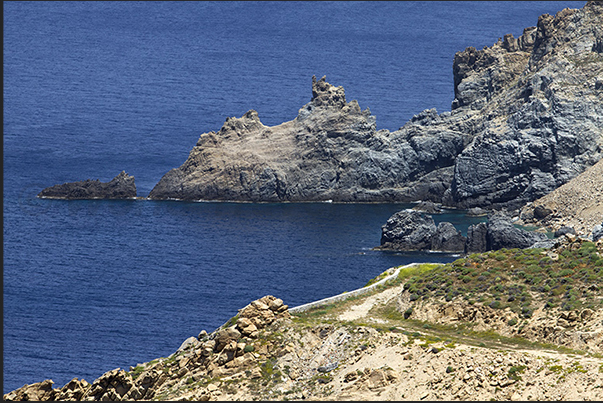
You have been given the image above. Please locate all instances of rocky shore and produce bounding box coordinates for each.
[148,1,602,210]
[376,210,551,253]
[37,171,136,200]
[15,2,603,401]
[6,237,603,401]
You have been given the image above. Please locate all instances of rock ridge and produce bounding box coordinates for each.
[148,2,602,210]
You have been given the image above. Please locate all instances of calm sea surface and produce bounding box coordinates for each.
[3,1,584,393]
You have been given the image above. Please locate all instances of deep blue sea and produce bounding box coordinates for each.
[3,1,585,394]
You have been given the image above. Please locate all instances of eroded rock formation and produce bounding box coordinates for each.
[149,2,602,209]
[377,210,549,253]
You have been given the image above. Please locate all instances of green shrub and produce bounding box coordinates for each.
[508,365,527,381]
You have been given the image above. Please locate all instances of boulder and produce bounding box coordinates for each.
[554,226,576,238]
[378,210,437,251]
[486,213,549,250]
[213,327,241,352]
[38,171,136,200]
[593,223,603,242]
[466,222,488,253]
[431,222,467,252]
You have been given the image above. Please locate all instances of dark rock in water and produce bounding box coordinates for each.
[485,213,549,250]
[38,171,136,200]
[412,201,443,214]
[466,207,488,217]
[533,205,553,219]
[466,222,488,253]
[593,223,603,242]
[431,222,466,252]
[378,210,466,252]
[378,210,437,251]
[554,226,576,238]
[379,210,550,253]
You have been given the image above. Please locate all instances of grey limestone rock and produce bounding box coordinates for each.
[466,222,488,253]
[412,201,443,214]
[593,223,603,241]
[379,210,437,251]
[38,171,136,200]
[485,213,549,250]
[554,226,576,238]
[431,222,467,252]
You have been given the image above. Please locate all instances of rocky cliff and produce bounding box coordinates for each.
[149,2,602,209]
[38,171,137,200]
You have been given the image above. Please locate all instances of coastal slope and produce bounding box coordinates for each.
[149,1,602,209]
[6,238,603,401]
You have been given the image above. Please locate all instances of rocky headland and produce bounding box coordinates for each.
[37,171,136,200]
[149,1,602,211]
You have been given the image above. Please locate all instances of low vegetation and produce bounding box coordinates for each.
[402,242,603,316]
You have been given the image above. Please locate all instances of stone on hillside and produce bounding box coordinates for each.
[177,336,200,353]
[3,379,56,401]
[231,295,291,339]
[593,223,603,241]
[554,226,576,238]
[213,327,241,352]
[86,368,135,401]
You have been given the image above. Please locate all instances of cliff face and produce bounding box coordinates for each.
[444,1,603,209]
[517,158,603,236]
[148,75,467,203]
[149,2,602,209]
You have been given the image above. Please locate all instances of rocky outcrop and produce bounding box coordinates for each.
[412,201,443,214]
[4,295,290,402]
[378,210,439,251]
[593,223,603,241]
[38,171,136,200]
[482,213,550,251]
[149,2,602,209]
[443,2,603,209]
[378,210,548,253]
[148,76,466,203]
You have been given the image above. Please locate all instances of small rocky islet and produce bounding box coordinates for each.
[18,1,603,401]
[37,171,136,200]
